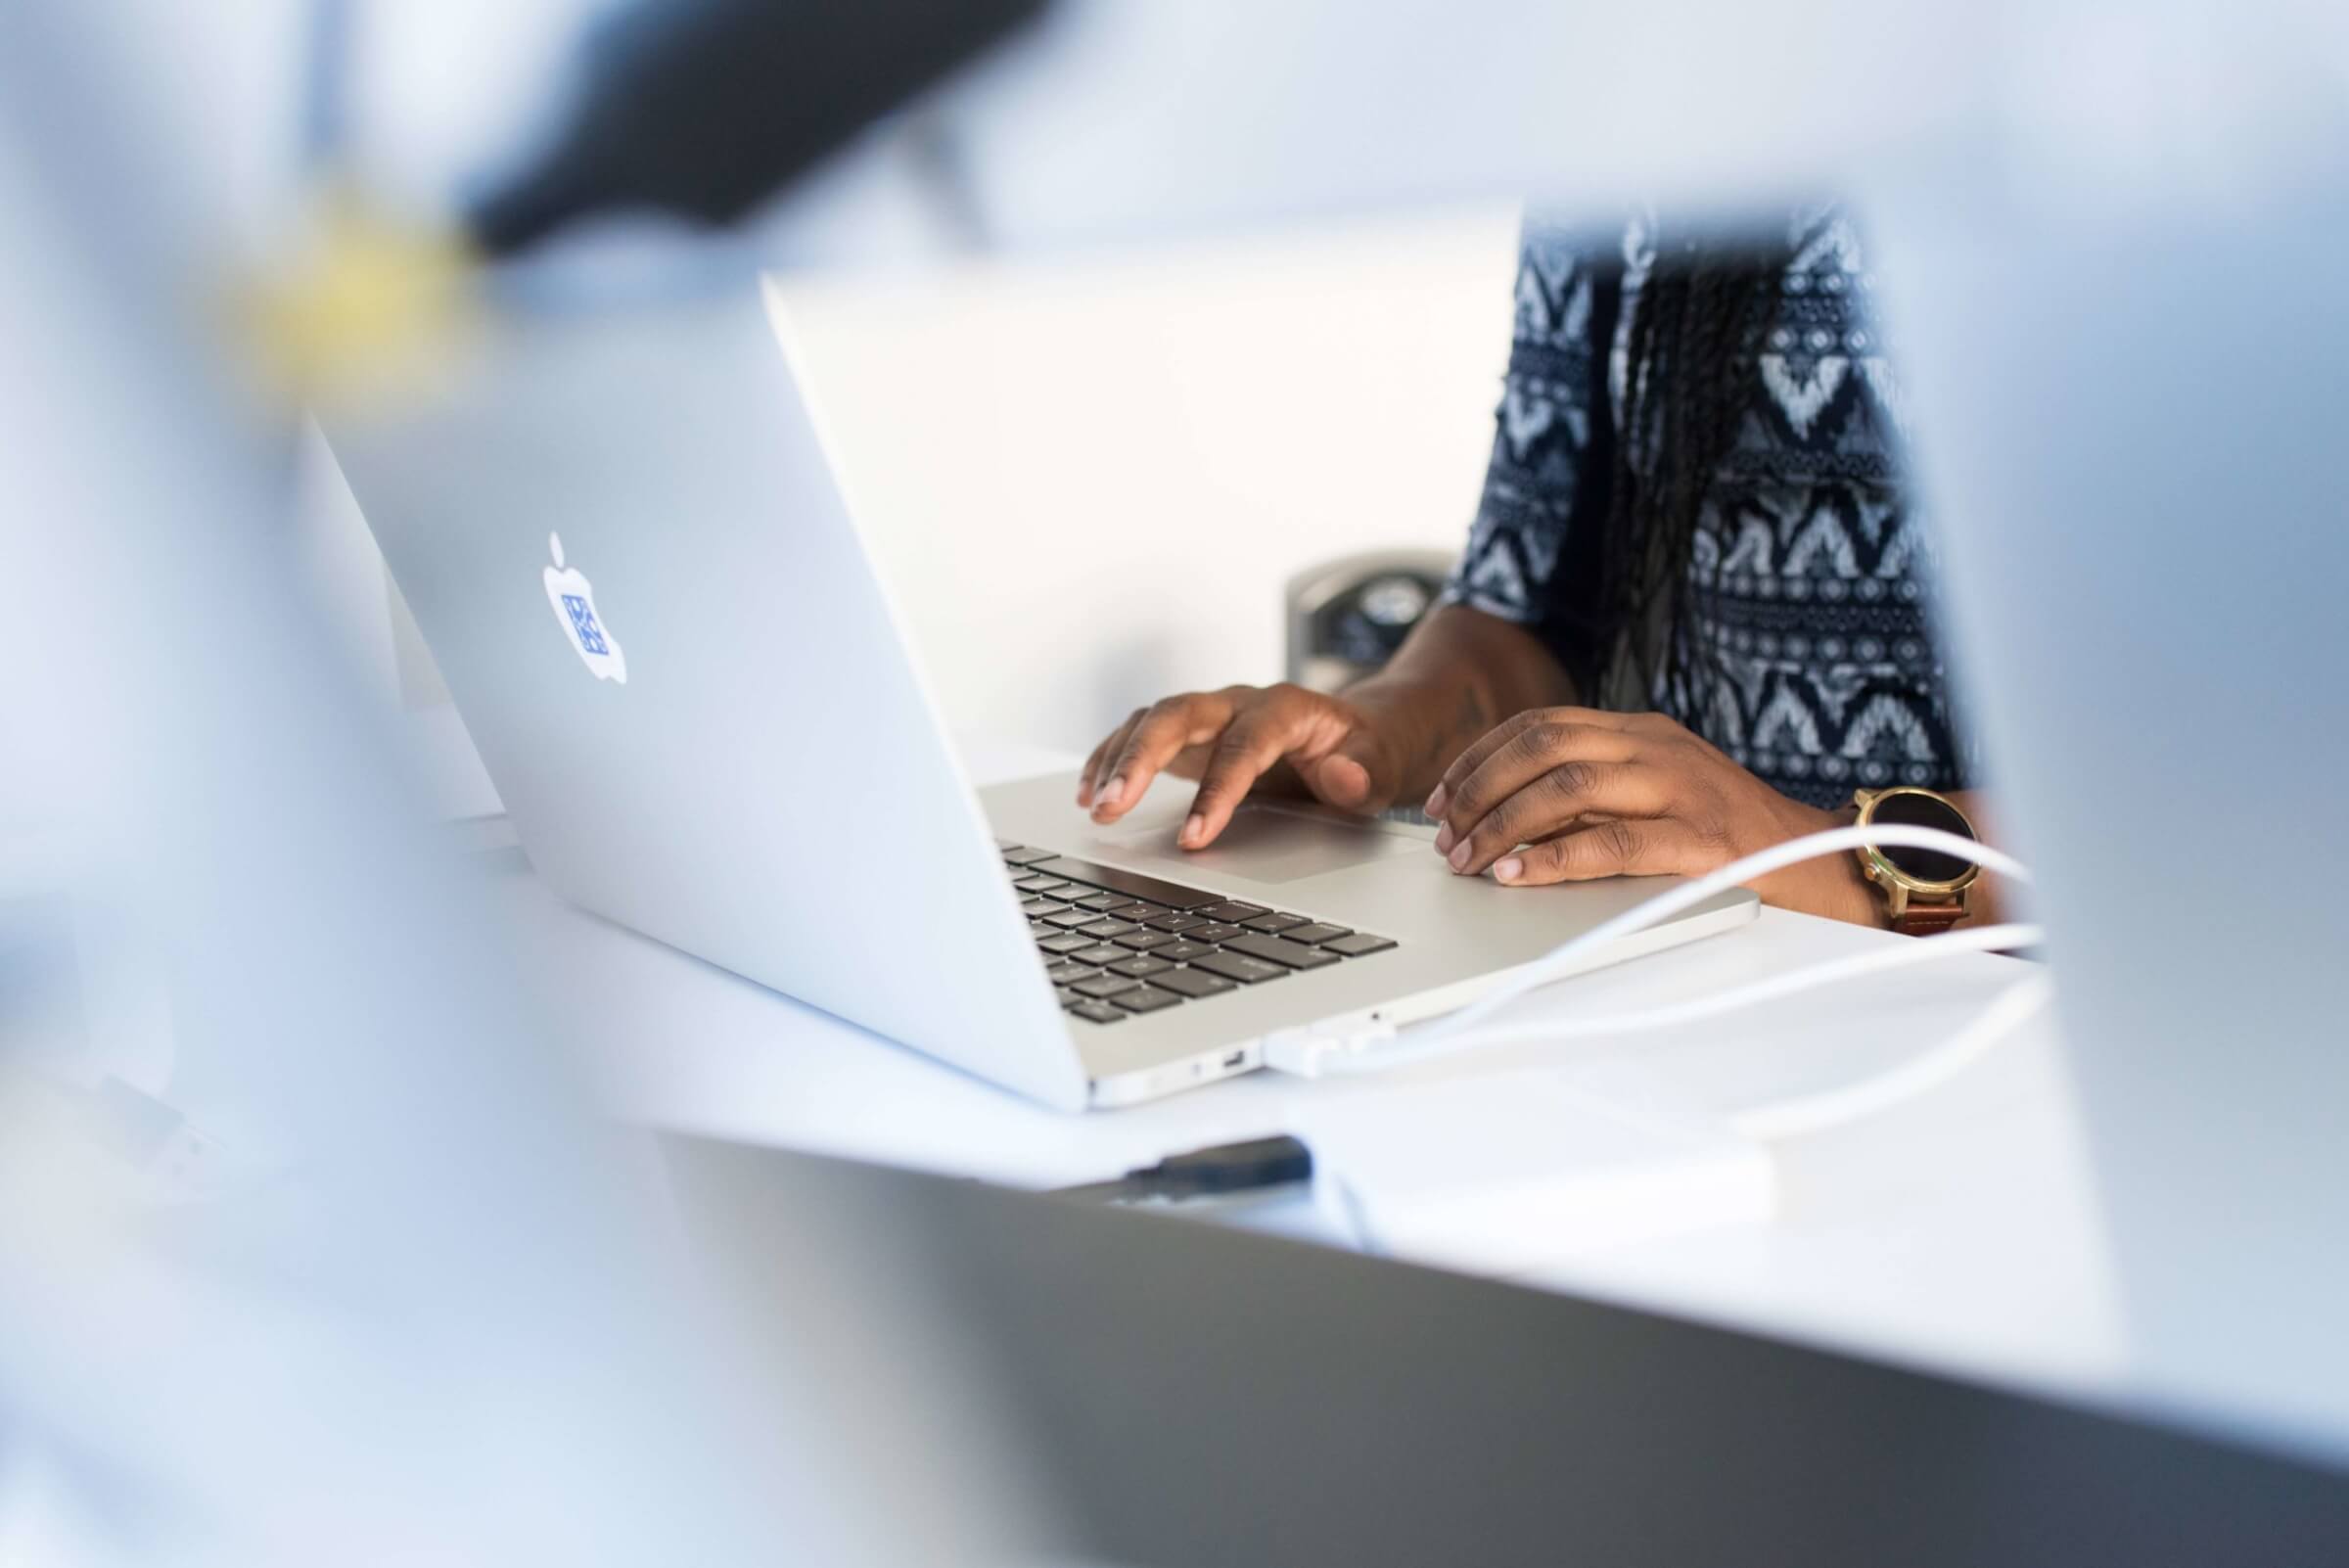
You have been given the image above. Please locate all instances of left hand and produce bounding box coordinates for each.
[1422,707,1882,925]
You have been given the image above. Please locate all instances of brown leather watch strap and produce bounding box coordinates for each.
[1892,900,1969,937]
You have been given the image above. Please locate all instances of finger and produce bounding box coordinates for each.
[1181,704,1314,848]
[1302,752,1374,812]
[1433,715,1641,848]
[1094,693,1237,822]
[1079,711,1145,807]
[1082,711,1149,807]
[1090,709,1153,811]
[1421,710,1545,817]
[1297,727,1396,814]
[1492,817,1707,886]
[1525,812,1616,846]
[1445,761,1675,876]
[1424,708,1636,820]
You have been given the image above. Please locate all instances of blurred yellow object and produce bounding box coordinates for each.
[240,197,479,406]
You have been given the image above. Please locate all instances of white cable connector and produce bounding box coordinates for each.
[1261,1018,1401,1077]
[1263,823,2033,1081]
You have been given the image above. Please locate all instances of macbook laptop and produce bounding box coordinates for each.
[321,279,1752,1110]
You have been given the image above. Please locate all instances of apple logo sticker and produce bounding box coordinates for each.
[543,530,626,683]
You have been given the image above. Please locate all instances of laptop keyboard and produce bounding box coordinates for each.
[996,841,1398,1025]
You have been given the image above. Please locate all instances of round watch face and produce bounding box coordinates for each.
[1866,790,1976,885]
[1359,575,1431,627]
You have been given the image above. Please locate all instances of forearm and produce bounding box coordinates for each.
[1341,605,1576,803]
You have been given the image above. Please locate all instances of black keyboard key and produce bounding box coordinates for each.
[1188,923,1245,944]
[1019,897,1060,916]
[1241,912,1308,935]
[1028,856,1221,910]
[1015,874,1069,894]
[1113,929,1177,951]
[1198,900,1267,923]
[1221,932,1340,970]
[1042,909,1098,930]
[1072,892,1126,913]
[1046,960,1094,984]
[1151,966,1236,998]
[1104,900,1163,921]
[1146,912,1208,933]
[1108,954,1174,979]
[1190,951,1288,985]
[1002,847,1058,867]
[1111,986,1184,1014]
[1322,932,1397,956]
[1036,932,1093,955]
[1154,940,1216,962]
[1067,1000,1127,1024]
[1068,945,1128,966]
[1073,974,1142,999]
[1079,918,1140,940]
[1283,921,1353,945]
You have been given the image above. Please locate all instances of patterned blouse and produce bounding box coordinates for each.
[1443,206,1970,810]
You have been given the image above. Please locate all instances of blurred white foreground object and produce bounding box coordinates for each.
[1291,1065,1773,1276]
[0,10,1043,1564]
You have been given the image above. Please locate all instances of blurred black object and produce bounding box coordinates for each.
[1050,1134,1316,1204]
[469,0,1048,258]
[1286,549,1454,693]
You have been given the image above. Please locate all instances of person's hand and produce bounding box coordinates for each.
[1422,707,1880,924]
[1079,684,1405,850]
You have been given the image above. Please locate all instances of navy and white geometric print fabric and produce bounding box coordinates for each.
[1445,206,1970,809]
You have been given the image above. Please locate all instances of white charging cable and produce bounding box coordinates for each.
[1264,823,2035,1081]
[1307,918,2043,1076]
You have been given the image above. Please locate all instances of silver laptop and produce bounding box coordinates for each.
[321,279,1752,1110]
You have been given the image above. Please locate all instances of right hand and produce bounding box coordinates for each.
[1079,684,1405,850]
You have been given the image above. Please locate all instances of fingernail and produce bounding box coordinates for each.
[1447,839,1473,872]
[1433,822,1455,853]
[1180,814,1205,847]
[1097,777,1126,809]
[1425,785,1449,816]
[1495,855,1524,883]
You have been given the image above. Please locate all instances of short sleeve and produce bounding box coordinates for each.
[1442,216,1625,700]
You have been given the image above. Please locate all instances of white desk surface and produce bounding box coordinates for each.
[484,736,2125,1406]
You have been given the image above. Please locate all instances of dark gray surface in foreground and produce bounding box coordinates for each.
[665,1135,2349,1568]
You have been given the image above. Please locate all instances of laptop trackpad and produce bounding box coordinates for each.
[1099,801,1419,886]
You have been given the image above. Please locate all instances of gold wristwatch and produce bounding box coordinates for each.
[1851,787,1980,936]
